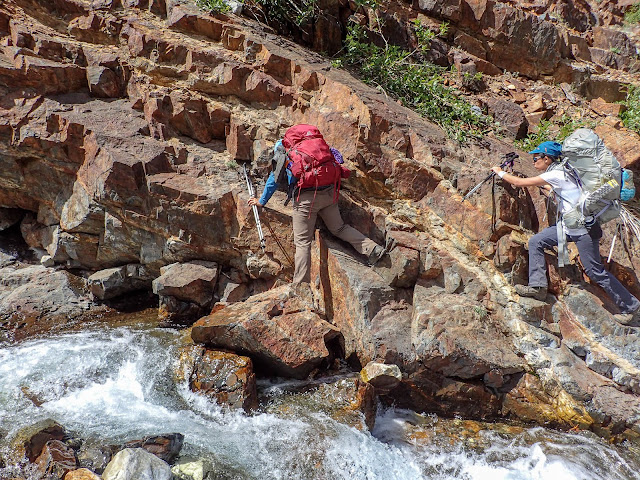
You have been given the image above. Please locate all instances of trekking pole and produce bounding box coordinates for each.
[462,152,519,202]
[243,163,266,252]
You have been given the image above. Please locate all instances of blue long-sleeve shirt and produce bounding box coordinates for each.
[258,168,295,206]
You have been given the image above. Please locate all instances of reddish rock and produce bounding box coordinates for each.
[191,284,342,379]
[226,119,255,161]
[87,65,121,98]
[485,98,528,139]
[188,348,258,411]
[36,440,77,479]
[123,434,184,464]
[152,260,219,306]
[64,469,101,480]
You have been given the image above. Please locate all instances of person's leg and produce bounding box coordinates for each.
[574,232,640,314]
[291,191,320,284]
[527,226,558,288]
[317,188,378,256]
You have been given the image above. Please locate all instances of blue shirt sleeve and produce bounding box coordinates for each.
[259,171,278,206]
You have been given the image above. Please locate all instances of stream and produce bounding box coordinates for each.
[1,325,638,480]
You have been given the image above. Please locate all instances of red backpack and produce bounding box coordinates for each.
[282,125,346,202]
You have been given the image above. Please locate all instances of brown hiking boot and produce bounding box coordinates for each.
[515,285,548,301]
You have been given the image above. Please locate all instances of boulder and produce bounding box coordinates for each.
[180,346,258,411]
[87,65,122,98]
[191,283,342,379]
[123,434,184,464]
[102,448,172,480]
[360,362,402,393]
[88,264,155,300]
[171,458,214,480]
[152,261,219,306]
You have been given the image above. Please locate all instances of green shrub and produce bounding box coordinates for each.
[621,85,640,134]
[247,0,317,27]
[516,119,553,153]
[195,0,231,14]
[340,22,491,143]
[516,115,595,152]
[625,3,640,24]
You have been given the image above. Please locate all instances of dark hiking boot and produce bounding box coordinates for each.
[613,308,640,326]
[515,285,548,301]
[368,237,397,267]
[367,245,386,266]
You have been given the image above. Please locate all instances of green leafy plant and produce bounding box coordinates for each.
[473,305,488,320]
[610,46,621,55]
[340,22,491,143]
[625,3,640,24]
[621,85,640,134]
[248,0,317,27]
[195,0,231,14]
[515,119,553,153]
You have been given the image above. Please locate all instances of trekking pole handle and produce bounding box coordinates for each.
[462,152,518,202]
[243,163,266,251]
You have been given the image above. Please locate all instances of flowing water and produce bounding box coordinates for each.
[0,325,638,480]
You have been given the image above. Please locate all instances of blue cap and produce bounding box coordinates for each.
[529,141,562,158]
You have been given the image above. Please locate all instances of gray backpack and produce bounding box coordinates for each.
[556,128,622,229]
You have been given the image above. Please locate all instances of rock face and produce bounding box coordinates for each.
[192,284,342,379]
[1,0,640,446]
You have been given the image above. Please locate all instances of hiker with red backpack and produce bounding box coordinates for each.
[492,137,640,326]
[248,124,386,284]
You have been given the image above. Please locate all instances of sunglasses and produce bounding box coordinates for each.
[533,154,546,163]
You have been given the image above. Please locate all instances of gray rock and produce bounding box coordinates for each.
[152,261,219,306]
[88,264,154,300]
[102,448,172,480]
[360,362,402,393]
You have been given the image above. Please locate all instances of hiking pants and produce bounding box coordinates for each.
[291,186,378,284]
[528,225,640,314]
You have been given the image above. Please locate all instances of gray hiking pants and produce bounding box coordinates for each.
[291,186,378,284]
[528,224,640,314]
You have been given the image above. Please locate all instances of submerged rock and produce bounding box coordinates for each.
[102,448,172,480]
[123,434,184,465]
[178,345,258,412]
[262,375,377,431]
[35,439,77,479]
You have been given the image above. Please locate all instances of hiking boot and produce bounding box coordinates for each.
[614,308,640,326]
[367,245,386,266]
[514,285,548,301]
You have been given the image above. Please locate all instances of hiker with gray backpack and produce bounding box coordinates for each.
[492,129,640,326]
[248,124,388,284]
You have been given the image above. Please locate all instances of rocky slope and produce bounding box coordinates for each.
[2,0,640,446]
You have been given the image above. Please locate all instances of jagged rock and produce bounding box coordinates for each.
[88,264,154,300]
[360,362,402,393]
[185,347,258,412]
[35,439,77,479]
[87,65,122,98]
[123,434,184,465]
[64,469,102,480]
[485,98,528,139]
[372,243,420,288]
[102,448,172,480]
[191,283,342,379]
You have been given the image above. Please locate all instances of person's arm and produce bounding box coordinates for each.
[491,167,549,188]
[248,171,277,207]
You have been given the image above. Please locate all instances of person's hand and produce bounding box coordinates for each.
[247,197,263,207]
[491,166,503,175]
